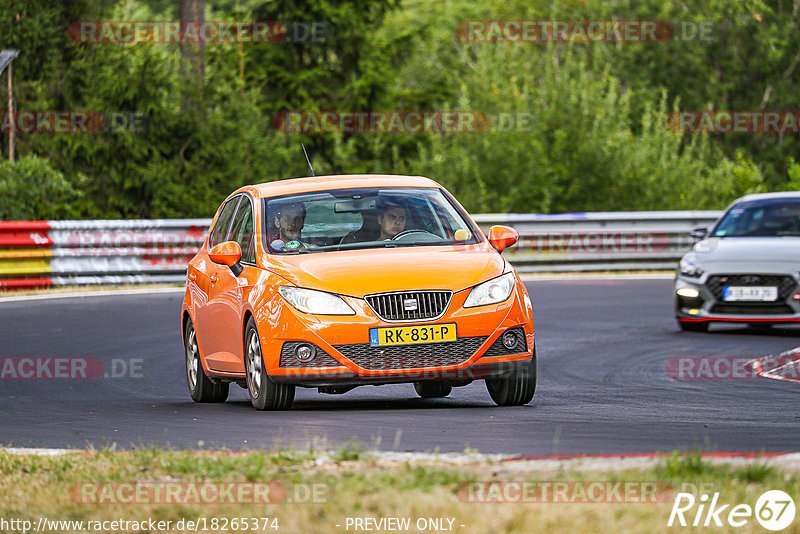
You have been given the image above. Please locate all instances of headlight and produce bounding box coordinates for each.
[676,287,700,298]
[679,255,704,278]
[463,272,515,308]
[278,286,355,315]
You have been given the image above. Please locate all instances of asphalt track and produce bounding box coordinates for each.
[1,279,798,454]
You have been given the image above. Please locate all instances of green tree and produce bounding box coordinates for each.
[0,156,82,220]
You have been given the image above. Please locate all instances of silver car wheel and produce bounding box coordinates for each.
[185,326,198,391]
[247,329,263,398]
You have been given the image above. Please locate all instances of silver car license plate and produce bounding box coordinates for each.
[722,286,778,301]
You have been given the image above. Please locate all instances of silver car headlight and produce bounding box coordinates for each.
[278,286,355,315]
[463,272,515,308]
[679,255,704,278]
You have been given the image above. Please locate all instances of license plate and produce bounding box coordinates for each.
[369,323,457,347]
[722,286,778,301]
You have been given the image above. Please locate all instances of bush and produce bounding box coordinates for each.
[0,156,82,220]
[394,44,765,212]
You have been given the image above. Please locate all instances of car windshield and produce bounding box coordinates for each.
[711,199,800,237]
[262,187,480,253]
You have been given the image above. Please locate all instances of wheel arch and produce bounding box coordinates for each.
[181,309,192,345]
[242,309,255,364]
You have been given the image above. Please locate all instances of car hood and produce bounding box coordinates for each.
[693,237,800,263]
[266,243,506,297]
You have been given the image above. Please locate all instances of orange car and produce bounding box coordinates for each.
[181,175,535,410]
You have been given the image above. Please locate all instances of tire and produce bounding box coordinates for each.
[486,347,536,406]
[678,320,709,332]
[244,318,294,411]
[184,319,229,402]
[414,381,452,398]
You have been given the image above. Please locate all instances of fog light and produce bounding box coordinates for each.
[501,330,518,350]
[677,287,700,298]
[295,344,316,363]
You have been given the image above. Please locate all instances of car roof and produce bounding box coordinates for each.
[243,174,442,199]
[735,191,800,203]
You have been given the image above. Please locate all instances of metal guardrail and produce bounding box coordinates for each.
[475,211,722,272]
[0,211,722,288]
[0,220,208,288]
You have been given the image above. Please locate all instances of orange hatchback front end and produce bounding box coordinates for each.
[181,175,536,410]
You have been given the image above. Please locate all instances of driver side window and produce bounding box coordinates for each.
[230,198,256,264]
[209,196,241,247]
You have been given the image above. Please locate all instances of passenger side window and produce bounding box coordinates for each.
[209,197,241,247]
[230,198,256,264]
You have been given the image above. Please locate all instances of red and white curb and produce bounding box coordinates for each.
[748,346,800,384]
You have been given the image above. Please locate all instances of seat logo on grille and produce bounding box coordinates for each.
[741,275,761,284]
[403,298,418,311]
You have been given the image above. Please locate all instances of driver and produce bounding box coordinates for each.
[377,200,408,240]
[270,201,306,250]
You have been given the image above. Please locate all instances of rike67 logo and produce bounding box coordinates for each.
[668,490,795,531]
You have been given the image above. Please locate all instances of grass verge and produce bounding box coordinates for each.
[0,449,797,533]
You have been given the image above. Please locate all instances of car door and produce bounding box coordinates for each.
[194,195,241,368]
[202,195,256,374]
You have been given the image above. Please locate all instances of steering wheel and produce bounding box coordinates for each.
[391,229,442,241]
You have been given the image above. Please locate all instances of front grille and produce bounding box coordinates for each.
[334,336,487,370]
[710,303,794,315]
[280,342,341,368]
[365,290,452,322]
[706,274,796,301]
[482,327,529,357]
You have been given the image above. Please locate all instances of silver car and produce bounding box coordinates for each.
[675,192,800,331]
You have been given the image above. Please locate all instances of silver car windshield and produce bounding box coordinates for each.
[712,199,800,237]
[262,187,480,253]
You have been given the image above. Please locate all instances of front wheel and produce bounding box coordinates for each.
[184,319,229,402]
[486,348,536,406]
[245,318,295,411]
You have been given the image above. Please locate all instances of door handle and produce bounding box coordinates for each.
[210,274,219,283]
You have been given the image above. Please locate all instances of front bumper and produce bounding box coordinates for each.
[674,271,800,325]
[271,358,533,386]
[262,281,535,382]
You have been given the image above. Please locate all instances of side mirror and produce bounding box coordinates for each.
[690,227,708,240]
[209,241,244,276]
[487,225,519,253]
